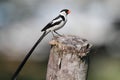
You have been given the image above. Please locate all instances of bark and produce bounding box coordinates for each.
[46,35,92,80]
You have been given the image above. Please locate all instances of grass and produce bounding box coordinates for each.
[0,53,120,80]
[0,56,47,80]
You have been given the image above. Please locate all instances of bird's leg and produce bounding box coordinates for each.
[51,31,55,37]
[54,31,62,36]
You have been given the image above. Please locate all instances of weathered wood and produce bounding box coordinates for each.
[46,35,92,80]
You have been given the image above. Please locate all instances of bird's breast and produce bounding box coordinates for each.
[53,21,66,30]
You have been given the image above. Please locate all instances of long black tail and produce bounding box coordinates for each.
[11,31,48,80]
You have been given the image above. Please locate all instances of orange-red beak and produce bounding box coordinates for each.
[67,10,71,14]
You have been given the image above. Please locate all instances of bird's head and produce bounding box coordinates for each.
[59,9,71,16]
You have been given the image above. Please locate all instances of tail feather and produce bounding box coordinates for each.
[11,31,48,80]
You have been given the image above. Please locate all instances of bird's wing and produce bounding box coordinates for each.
[53,15,61,20]
[41,15,62,31]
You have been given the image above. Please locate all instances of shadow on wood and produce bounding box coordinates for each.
[46,35,92,80]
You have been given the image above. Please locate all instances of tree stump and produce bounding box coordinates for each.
[46,35,92,80]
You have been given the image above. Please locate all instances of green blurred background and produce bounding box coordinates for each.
[0,0,120,80]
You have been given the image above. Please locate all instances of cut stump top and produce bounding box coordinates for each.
[49,35,92,57]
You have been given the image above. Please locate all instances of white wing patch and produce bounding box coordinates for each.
[52,18,62,24]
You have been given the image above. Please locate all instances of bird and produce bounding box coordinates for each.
[11,9,70,80]
[41,9,70,36]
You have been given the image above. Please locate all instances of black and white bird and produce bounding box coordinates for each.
[12,9,70,80]
[41,9,70,36]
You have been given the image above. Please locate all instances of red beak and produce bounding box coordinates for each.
[67,10,71,14]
